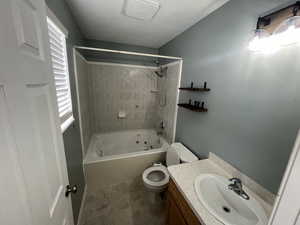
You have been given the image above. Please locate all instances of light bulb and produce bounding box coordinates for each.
[248,29,277,54]
[274,16,300,34]
[273,16,300,46]
[249,15,300,54]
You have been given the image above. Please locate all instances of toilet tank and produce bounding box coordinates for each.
[172,143,198,163]
[166,143,198,166]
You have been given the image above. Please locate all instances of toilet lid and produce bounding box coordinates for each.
[143,165,169,187]
[166,146,180,166]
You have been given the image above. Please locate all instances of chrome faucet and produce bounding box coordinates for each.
[157,121,165,136]
[160,121,165,130]
[228,178,250,200]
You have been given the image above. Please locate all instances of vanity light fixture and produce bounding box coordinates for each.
[248,18,272,53]
[273,2,300,46]
[249,1,300,54]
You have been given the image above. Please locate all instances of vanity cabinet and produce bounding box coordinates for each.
[166,179,203,225]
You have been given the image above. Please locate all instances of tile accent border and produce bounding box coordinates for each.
[209,152,276,206]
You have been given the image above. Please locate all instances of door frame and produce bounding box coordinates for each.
[268,129,300,225]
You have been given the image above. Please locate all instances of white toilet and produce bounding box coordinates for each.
[142,143,198,192]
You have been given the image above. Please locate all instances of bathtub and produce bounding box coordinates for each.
[85,129,168,163]
[84,129,168,190]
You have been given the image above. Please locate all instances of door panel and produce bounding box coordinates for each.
[11,0,43,58]
[0,85,32,225]
[27,84,65,217]
[0,0,74,224]
[269,130,300,225]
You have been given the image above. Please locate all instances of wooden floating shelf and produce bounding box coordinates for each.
[179,87,210,92]
[178,103,208,112]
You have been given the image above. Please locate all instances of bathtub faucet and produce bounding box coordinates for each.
[160,121,165,130]
[157,121,165,136]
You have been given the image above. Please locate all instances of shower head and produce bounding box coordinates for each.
[155,71,164,77]
[155,66,168,78]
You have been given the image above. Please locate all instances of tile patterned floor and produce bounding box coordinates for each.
[81,177,166,225]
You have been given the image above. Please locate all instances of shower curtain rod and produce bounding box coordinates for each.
[74,46,182,60]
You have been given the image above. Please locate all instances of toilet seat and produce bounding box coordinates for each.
[142,142,198,192]
[142,165,169,191]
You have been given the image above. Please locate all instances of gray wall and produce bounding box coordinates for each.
[45,0,85,223]
[81,39,159,66]
[160,0,300,194]
[84,39,158,54]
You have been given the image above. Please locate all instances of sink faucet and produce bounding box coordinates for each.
[228,178,250,200]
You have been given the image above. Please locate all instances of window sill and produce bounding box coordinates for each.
[61,115,75,133]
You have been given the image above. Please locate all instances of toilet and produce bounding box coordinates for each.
[142,143,198,192]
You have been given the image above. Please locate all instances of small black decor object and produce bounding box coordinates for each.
[177,103,208,112]
[201,102,205,109]
[179,84,210,92]
[194,101,198,107]
[189,99,192,105]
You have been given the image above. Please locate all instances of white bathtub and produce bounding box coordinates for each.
[84,129,168,164]
[84,129,168,190]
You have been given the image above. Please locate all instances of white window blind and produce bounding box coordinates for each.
[47,17,73,131]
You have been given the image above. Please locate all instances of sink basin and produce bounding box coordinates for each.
[194,174,268,225]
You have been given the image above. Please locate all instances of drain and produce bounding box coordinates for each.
[223,206,231,213]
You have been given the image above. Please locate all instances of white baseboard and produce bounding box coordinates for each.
[77,184,87,225]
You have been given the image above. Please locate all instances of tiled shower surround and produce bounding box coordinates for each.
[89,63,159,133]
[75,52,181,154]
[76,53,92,154]
[157,63,181,143]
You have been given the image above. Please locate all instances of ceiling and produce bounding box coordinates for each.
[66,0,229,48]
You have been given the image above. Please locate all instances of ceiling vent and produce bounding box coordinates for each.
[122,0,161,21]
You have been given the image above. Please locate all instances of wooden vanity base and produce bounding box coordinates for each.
[166,179,203,225]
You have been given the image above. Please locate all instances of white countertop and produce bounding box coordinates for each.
[167,159,273,225]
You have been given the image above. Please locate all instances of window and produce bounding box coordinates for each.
[47,17,74,132]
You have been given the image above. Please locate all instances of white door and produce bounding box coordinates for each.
[0,0,74,225]
[268,129,300,225]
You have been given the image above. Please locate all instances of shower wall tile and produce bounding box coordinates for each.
[157,62,181,143]
[77,60,180,143]
[89,63,159,133]
[75,53,92,156]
